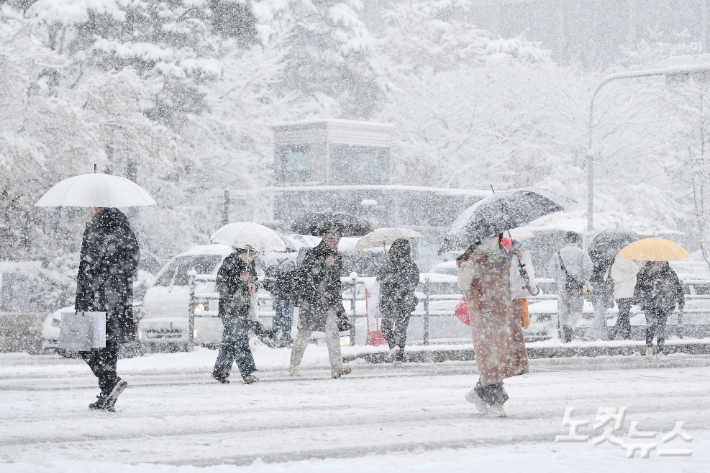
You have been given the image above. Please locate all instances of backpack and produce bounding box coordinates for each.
[558,250,585,297]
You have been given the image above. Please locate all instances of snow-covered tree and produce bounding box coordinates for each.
[255,0,381,118]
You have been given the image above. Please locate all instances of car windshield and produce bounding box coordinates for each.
[172,256,224,286]
[154,259,179,287]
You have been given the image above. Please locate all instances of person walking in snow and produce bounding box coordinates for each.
[634,261,684,356]
[587,249,615,340]
[609,256,639,340]
[458,234,529,417]
[548,232,593,343]
[508,240,539,330]
[76,207,139,411]
[289,229,352,379]
[212,246,263,384]
[377,239,420,365]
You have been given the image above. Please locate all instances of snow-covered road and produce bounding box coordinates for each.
[1,348,709,472]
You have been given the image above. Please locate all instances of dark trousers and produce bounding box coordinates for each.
[474,379,509,406]
[613,298,633,339]
[380,309,411,361]
[81,339,119,393]
[213,318,256,380]
[645,307,670,350]
[271,298,294,344]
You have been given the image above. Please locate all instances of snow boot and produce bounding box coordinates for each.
[288,366,300,377]
[103,380,128,411]
[488,404,507,418]
[465,388,489,414]
[331,364,352,379]
[243,375,259,385]
[385,346,400,362]
[89,392,109,410]
[212,374,230,384]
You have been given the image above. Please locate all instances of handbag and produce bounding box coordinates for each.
[58,313,94,352]
[60,311,107,349]
[558,251,584,297]
[520,298,530,329]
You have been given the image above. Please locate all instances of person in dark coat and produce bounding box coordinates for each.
[377,239,420,364]
[288,230,352,379]
[75,207,139,411]
[212,247,262,384]
[635,261,684,355]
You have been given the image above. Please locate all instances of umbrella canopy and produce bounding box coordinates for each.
[354,228,424,251]
[507,227,535,242]
[439,188,575,254]
[291,211,373,237]
[591,229,640,255]
[35,173,156,208]
[618,237,690,261]
[210,222,288,252]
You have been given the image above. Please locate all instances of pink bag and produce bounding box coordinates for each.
[454,296,470,326]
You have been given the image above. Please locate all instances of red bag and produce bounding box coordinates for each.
[454,296,470,326]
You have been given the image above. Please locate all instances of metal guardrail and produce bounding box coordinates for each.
[186,271,710,348]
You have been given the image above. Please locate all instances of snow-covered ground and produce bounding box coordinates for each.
[1,346,709,472]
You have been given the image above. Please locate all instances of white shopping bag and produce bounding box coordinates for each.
[61,312,106,349]
[367,281,381,319]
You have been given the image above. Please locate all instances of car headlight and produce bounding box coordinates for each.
[51,318,61,328]
[193,329,198,338]
[138,329,143,340]
[194,304,205,312]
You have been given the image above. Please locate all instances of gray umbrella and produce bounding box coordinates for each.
[291,211,373,237]
[438,188,575,254]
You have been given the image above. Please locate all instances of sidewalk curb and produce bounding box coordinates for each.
[345,342,710,364]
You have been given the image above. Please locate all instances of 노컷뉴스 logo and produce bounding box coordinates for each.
[555,407,693,458]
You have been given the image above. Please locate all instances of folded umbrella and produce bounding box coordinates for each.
[35,172,156,208]
[211,222,288,252]
[291,211,373,237]
[618,237,689,261]
[354,228,424,251]
[439,188,574,254]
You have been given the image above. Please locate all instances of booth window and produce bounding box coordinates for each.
[277,145,311,183]
[330,145,389,185]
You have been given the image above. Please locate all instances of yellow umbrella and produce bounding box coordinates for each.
[617,237,690,261]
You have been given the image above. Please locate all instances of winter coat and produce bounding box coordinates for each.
[548,243,594,296]
[509,250,537,300]
[462,243,529,386]
[216,252,258,321]
[634,262,684,313]
[376,239,420,315]
[75,208,139,344]
[297,241,344,332]
[610,257,639,300]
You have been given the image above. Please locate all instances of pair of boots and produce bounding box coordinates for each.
[465,380,508,417]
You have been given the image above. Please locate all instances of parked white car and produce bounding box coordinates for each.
[138,244,234,351]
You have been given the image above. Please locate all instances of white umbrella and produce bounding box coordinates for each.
[507,228,535,242]
[354,228,424,251]
[211,222,288,252]
[35,172,156,208]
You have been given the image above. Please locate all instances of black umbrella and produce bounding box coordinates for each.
[589,228,640,271]
[291,211,374,237]
[591,229,640,255]
[438,188,575,254]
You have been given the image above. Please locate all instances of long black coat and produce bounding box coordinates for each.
[75,208,140,343]
[216,252,258,321]
[377,239,420,315]
[297,241,343,332]
[634,262,685,313]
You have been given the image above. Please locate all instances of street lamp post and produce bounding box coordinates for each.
[587,61,710,233]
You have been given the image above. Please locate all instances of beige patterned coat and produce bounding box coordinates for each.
[463,245,529,386]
